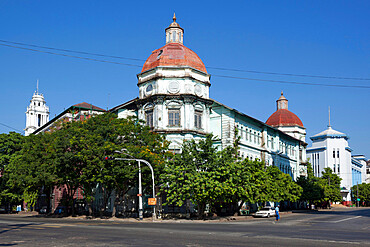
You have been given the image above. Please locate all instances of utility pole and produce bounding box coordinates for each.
[357,181,359,208]
[107,155,157,220]
[328,176,331,209]
[138,160,143,220]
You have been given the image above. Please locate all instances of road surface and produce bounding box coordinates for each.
[0,207,369,246]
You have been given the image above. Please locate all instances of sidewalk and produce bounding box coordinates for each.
[11,210,297,223]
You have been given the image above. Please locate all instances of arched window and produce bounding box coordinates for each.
[144,103,154,128]
[194,104,203,129]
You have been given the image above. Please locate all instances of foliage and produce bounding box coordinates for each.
[319,168,342,203]
[296,163,324,203]
[2,113,170,215]
[351,183,370,205]
[0,132,25,205]
[4,132,58,209]
[161,134,302,217]
[265,165,302,203]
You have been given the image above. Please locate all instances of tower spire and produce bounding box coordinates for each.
[328,106,331,128]
[276,91,288,110]
[36,79,39,94]
[165,13,184,44]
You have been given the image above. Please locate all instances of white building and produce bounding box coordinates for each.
[111,15,308,180]
[25,87,49,136]
[307,126,367,204]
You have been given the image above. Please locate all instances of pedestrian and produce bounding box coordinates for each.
[275,205,280,222]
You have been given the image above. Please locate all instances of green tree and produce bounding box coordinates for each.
[79,113,170,216]
[0,132,25,206]
[161,134,302,217]
[161,134,236,217]
[5,133,57,210]
[46,113,170,216]
[351,183,370,206]
[296,163,324,206]
[319,168,342,205]
[265,165,302,203]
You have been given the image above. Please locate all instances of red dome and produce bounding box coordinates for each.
[141,43,207,73]
[266,109,304,127]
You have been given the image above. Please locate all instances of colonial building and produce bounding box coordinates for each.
[25,85,49,136]
[111,15,308,180]
[307,126,367,204]
[33,102,106,134]
[26,15,309,214]
[31,102,106,212]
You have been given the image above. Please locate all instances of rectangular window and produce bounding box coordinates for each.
[146,110,153,128]
[38,114,41,127]
[333,164,336,173]
[338,164,340,174]
[168,110,180,126]
[194,111,202,129]
[333,150,336,158]
[337,150,339,158]
[271,138,274,149]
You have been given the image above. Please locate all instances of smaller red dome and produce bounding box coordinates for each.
[141,43,207,73]
[266,109,304,127]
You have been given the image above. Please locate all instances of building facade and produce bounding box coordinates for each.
[307,126,367,204]
[112,15,308,180]
[25,88,49,136]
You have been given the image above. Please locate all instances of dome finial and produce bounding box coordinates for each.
[165,12,183,44]
[277,91,288,110]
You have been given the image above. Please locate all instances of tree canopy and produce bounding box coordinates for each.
[161,134,302,217]
[3,113,170,215]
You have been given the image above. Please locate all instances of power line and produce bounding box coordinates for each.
[208,66,370,81]
[212,74,370,89]
[0,43,142,68]
[0,122,23,133]
[1,42,370,89]
[0,39,146,62]
[1,39,369,81]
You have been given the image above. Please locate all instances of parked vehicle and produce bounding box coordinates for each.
[39,206,48,214]
[0,206,8,214]
[254,207,276,218]
[53,206,70,216]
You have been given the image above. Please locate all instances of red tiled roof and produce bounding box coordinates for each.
[266,109,304,127]
[73,102,105,111]
[141,43,207,73]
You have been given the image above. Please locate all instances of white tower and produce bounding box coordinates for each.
[25,81,49,136]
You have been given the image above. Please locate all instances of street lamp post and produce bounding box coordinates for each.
[111,157,157,220]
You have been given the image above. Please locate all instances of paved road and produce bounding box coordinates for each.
[0,207,369,246]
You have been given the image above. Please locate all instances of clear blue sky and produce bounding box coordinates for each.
[1,1,369,158]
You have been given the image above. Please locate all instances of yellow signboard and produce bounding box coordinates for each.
[148,198,157,206]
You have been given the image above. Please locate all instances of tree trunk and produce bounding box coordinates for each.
[87,198,93,217]
[112,189,122,218]
[198,203,206,219]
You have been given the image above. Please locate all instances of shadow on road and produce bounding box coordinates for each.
[293,208,370,217]
[0,223,36,235]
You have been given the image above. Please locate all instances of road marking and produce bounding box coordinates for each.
[332,216,362,223]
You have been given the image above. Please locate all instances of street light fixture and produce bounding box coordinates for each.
[108,151,157,220]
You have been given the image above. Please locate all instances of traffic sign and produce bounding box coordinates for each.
[148,198,157,206]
